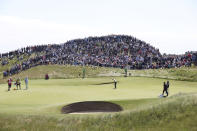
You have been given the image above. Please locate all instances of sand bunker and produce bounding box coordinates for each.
[61,101,123,114]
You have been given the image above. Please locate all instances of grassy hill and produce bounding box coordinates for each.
[0,65,125,83]
[1,51,197,82]
[128,66,197,82]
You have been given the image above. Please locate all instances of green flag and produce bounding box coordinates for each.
[82,67,86,79]
[124,68,127,77]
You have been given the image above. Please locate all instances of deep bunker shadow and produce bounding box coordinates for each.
[61,101,123,114]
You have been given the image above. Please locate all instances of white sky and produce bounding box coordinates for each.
[0,0,197,54]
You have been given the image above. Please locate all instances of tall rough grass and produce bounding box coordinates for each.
[128,66,197,82]
[1,65,197,84]
[0,65,125,83]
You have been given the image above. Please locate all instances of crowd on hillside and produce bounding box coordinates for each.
[1,35,197,77]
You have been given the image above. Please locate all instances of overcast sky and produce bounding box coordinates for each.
[0,0,196,54]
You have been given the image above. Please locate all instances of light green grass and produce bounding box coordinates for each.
[0,77,197,130]
[0,77,197,115]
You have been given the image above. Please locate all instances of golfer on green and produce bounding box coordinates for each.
[112,78,117,89]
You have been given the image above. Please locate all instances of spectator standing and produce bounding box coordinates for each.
[45,74,49,80]
[25,77,28,90]
[16,78,21,90]
[7,77,12,91]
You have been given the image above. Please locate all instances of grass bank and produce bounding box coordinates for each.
[1,65,197,84]
[0,65,125,83]
[128,66,197,82]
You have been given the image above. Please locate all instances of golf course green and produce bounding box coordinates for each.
[1,77,197,115]
[1,66,197,130]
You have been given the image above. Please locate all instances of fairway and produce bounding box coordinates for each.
[1,76,197,115]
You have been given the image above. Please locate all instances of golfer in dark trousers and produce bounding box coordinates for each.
[166,81,170,95]
[113,79,117,89]
[162,82,168,96]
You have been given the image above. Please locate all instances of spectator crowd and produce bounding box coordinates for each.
[1,35,197,77]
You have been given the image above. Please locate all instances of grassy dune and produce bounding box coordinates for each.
[1,65,197,84]
[128,66,197,82]
[0,65,125,83]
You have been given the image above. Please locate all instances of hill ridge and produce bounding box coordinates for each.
[0,35,197,77]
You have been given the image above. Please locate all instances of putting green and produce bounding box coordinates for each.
[0,77,197,115]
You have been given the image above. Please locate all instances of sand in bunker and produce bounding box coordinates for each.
[61,101,123,114]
